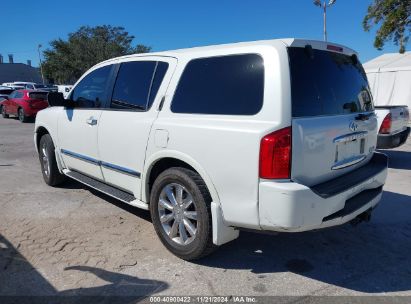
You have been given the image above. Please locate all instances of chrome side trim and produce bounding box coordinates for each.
[101,161,141,178]
[60,149,141,178]
[333,131,368,143]
[61,149,100,165]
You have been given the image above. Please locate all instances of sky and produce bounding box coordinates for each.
[1,0,403,67]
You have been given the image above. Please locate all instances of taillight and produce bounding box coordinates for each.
[259,127,291,179]
[404,108,409,122]
[379,113,392,134]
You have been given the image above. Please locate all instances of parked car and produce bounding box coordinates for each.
[1,83,25,90]
[12,81,36,87]
[1,90,49,122]
[375,106,410,149]
[0,86,15,100]
[35,39,388,260]
[46,84,58,92]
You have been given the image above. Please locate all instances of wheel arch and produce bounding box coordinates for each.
[35,125,65,173]
[35,126,50,152]
[143,151,220,207]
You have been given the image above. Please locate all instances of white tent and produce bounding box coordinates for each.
[363,51,411,107]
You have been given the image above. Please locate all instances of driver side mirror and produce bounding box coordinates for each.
[47,92,74,107]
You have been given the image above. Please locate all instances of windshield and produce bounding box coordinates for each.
[288,47,373,117]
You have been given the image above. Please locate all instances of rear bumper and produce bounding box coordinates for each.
[258,153,388,232]
[377,127,410,149]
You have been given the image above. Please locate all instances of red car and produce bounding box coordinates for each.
[1,90,49,122]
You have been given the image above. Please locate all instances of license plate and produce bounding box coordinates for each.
[335,138,366,163]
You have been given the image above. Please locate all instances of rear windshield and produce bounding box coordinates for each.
[29,92,48,100]
[288,47,373,117]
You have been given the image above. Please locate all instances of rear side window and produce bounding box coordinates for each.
[171,54,264,115]
[15,91,24,98]
[111,61,169,110]
[71,65,112,108]
[288,47,373,117]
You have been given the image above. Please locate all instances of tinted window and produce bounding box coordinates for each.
[0,89,14,95]
[111,61,157,110]
[71,65,112,108]
[288,47,373,117]
[29,92,48,100]
[148,62,169,108]
[15,91,24,98]
[171,54,264,115]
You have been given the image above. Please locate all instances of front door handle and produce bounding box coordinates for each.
[86,117,98,126]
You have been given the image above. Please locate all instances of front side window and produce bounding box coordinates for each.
[111,61,169,110]
[171,54,264,115]
[71,65,112,108]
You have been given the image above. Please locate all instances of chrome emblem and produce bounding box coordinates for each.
[349,121,358,132]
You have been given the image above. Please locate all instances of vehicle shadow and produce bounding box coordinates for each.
[197,191,411,293]
[379,149,411,170]
[0,233,168,301]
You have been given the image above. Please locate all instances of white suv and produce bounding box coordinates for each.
[35,39,388,260]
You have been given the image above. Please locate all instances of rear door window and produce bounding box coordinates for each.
[171,54,264,115]
[288,47,373,117]
[111,61,168,111]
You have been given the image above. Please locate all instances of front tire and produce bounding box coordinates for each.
[39,134,67,186]
[150,167,216,260]
[18,108,29,123]
[1,106,9,118]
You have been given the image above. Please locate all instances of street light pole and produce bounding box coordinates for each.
[314,0,336,42]
[37,44,45,84]
[323,2,327,41]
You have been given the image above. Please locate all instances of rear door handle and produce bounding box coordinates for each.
[86,117,98,126]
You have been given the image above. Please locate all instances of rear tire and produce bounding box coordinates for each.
[39,134,67,186]
[150,167,217,260]
[18,108,29,123]
[1,106,9,118]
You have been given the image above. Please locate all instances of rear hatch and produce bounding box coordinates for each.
[288,45,377,187]
[28,91,49,109]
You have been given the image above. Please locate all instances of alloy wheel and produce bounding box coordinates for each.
[41,143,50,178]
[158,183,198,245]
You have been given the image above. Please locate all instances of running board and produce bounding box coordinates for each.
[64,170,149,210]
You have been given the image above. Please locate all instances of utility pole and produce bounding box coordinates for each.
[37,44,45,84]
[314,0,337,42]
